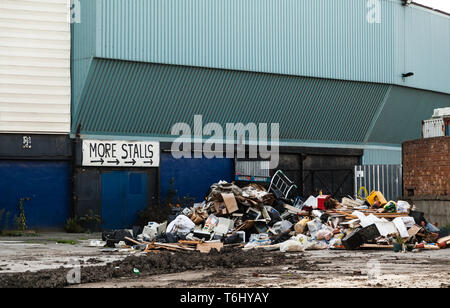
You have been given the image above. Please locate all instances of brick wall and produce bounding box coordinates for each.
[403,136,450,196]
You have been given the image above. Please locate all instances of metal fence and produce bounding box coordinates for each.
[354,165,402,201]
[235,160,271,183]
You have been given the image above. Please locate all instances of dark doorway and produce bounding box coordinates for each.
[302,154,360,199]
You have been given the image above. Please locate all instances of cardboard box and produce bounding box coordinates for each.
[221,193,239,214]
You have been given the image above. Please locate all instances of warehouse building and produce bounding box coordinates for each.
[0,0,71,229]
[69,0,450,229]
[1,0,449,230]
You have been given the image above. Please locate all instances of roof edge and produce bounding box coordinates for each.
[412,2,450,18]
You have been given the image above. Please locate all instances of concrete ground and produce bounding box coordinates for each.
[0,233,449,288]
[0,233,122,273]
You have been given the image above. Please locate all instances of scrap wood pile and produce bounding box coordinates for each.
[101,171,450,254]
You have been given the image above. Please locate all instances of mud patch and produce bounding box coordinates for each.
[86,258,103,264]
[0,248,313,288]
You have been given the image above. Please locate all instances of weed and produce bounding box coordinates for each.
[15,197,31,231]
[136,204,171,227]
[56,239,78,245]
[65,217,84,233]
[1,210,11,233]
[0,209,5,230]
[65,210,101,233]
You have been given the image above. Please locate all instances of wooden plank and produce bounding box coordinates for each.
[360,244,394,249]
[155,243,195,251]
[124,237,143,246]
[196,242,224,253]
[178,240,203,245]
[437,235,450,244]
[283,204,309,216]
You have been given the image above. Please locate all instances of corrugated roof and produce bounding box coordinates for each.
[73,58,390,143]
[367,86,450,143]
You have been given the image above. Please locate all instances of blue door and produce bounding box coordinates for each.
[0,160,70,230]
[101,171,147,230]
[160,154,234,203]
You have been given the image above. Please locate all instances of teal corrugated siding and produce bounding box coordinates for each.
[95,0,396,85]
[395,5,450,94]
[367,86,450,143]
[73,59,390,142]
[72,0,450,107]
[71,0,97,114]
[362,149,402,165]
[79,0,450,94]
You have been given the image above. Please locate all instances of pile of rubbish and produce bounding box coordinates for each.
[101,171,450,254]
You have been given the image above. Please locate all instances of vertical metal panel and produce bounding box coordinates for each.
[160,153,234,203]
[355,164,402,201]
[397,4,450,94]
[71,1,450,97]
[71,0,97,114]
[95,0,396,85]
[422,118,445,138]
[101,171,148,229]
[235,160,270,182]
[0,160,70,229]
[0,0,71,133]
[362,148,402,165]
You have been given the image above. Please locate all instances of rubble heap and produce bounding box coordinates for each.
[102,171,450,254]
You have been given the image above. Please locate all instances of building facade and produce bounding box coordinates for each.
[2,0,449,229]
[0,0,72,229]
[68,0,450,229]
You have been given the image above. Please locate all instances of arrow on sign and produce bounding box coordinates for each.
[107,159,120,165]
[124,159,137,166]
[144,160,153,165]
[91,158,105,165]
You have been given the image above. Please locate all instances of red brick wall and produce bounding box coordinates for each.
[403,136,450,196]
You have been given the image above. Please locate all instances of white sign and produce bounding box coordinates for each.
[82,140,160,167]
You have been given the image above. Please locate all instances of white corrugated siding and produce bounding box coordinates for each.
[0,0,71,133]
[422,118,445,138]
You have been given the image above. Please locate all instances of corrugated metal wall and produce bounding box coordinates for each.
[73,58,449,147]
[355,164,402,201]
[0,0,71,133]
[362,148,402,165]
[95,0,396,85]
[72,0,450,94]
[397,5,450,94]
[366,86,450,143]
[71,0,96,115]
[73,59,390,142]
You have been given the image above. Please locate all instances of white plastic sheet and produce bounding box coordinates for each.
[393,217,409,238]
[166,215,195,235]
[352,211,381,228]
[280,240,306,252]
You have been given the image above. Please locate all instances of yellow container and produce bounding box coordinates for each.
[367,191,388,206]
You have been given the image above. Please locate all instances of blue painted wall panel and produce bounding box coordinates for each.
[0,161,70,229]
[101,171,148,229]
[160,153,233,203]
